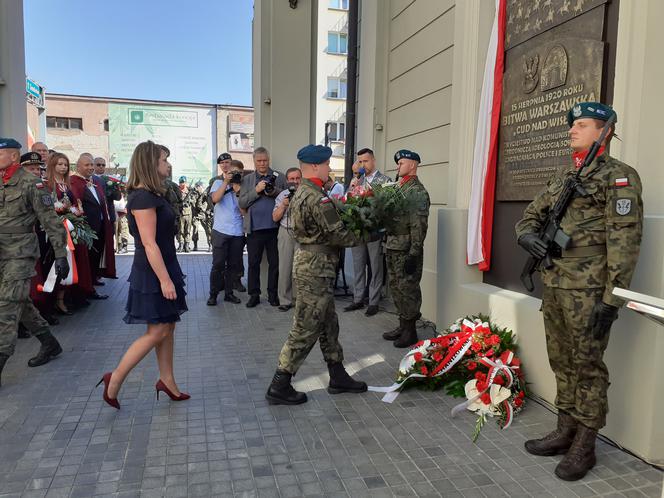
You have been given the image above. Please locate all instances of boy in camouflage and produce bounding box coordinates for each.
[265,145,367,405]
[516,103,643,481]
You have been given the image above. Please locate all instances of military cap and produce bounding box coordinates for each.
[217,152,232,163]
[297,144,332,164]
[567,102,617,127]
[0,138,22,150]
[21,152,44,166]
[178,176,187,183]
[394,149,421,164]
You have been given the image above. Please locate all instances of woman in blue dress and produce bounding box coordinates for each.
[97,141,188,408]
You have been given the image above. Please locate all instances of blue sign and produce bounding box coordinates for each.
[26,78,41,98]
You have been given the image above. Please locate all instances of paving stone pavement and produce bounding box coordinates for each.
[1,255,662,498]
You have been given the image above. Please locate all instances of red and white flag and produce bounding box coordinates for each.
[467,0,506,271]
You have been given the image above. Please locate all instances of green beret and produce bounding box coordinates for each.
[178,176,187,183]
[297,144,332,164]
[0,138,22,150]
[567,102,617,127]
[394,149,421,164]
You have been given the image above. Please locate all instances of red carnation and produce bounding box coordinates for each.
[512,358,521,366]
[474,372,486,381]
[518,391,525,398]
[471,342,482,352]
[493,375,505,386]
[476,381,487,392]
[485,348,495,357]
[420,365,428,376]
[489,334,500,345]
[480,392,492,405]
[432,352,443,362]
[467,361,477,371]
[514,397,523,407]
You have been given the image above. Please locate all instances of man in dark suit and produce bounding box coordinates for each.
[69,154,112,299]
[238,147,287,308]
[93,157,121,227]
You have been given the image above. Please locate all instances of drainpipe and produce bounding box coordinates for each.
[343,0,359,188]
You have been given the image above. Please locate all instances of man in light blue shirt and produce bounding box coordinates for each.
[207,160,245,306]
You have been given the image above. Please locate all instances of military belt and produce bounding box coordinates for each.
[299,244,339,256]
[0,226,33,234]
[561,245,606,258]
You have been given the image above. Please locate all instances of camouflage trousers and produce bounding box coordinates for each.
[542,286,610,430]
[386,250,423,321]
[177,214,193,245]
[192,217,212,247]
[1,269,48,357]
[277,275,344,374]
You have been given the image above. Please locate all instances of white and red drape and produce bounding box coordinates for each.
[466,0,506,271]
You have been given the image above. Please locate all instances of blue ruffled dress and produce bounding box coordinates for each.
[123,188,187,324]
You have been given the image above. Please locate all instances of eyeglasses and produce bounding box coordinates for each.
[95,163,106,167]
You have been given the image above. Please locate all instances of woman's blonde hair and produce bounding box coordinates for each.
[46,152,70,189]
[126,140,167,195]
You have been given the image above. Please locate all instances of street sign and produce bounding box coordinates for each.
[26,77,44,108]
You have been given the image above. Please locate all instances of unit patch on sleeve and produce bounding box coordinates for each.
[615,198,632,216]
[41,194,53,207]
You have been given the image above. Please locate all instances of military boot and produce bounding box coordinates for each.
[394,319,418,348]
[192,242,198,252]
[17,323,30,339]
[525,411,577,456]
[327,362,368,394]
[554,424,597,481]
[382,318,405,341]
[28,332,63,367]
[206,293,218,306]
[183,243,190,253]
[0,354,9,387]
[265,370,307,405]
[176,242,183,253]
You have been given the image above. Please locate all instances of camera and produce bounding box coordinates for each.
[287,184,297,200]
[263,174,277,195]
[230,170,243,184]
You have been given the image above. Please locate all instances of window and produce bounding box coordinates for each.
[328,0,348,10]
[327,32,348,54]
[327,77,347,99]
[326,122,345,142]
[103,119,109,132]
[46,116,83,130]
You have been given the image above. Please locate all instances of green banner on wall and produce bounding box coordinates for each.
[108,103,215,183]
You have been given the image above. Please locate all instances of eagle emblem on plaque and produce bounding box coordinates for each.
[522,54,540,94]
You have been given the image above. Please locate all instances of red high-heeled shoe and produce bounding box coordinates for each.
[155,379,190,401]
[96,372,120,409]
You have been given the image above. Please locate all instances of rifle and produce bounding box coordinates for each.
[520,114,616,292]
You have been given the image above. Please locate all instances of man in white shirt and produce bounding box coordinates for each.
[344,148,391,316]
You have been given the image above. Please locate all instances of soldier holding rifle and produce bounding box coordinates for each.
[515,103,643,481]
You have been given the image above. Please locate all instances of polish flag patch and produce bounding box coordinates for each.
[614,177,629,187]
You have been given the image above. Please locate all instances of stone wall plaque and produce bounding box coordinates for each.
[496,5,607,201]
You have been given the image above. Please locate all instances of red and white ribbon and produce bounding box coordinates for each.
[39,219,78,293]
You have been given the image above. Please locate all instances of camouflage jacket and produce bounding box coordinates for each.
[290,178,360,278]
[515,153,643,307]
[164,180,182,213]
[180,187,196,216]
[193,190,211,220]
[385,177,431,256]
[0,166,67,270]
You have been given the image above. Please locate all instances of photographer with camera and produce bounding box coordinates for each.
[239,147,287,308]
[206,157,245,306]
[272,168,302,312]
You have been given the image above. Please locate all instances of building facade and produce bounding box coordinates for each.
[253,0,664,464]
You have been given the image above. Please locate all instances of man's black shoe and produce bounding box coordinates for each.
[278,304,293,312]
[246,295,260,308]
[234,280,247,292]
[224,294,241,304]
[343,302,364,312]
[269,297,280,307]
[365,305,379,317]
[90,293,109,300]
[265,369,307,405]
[28,332,62,367]
[206,294,218,306]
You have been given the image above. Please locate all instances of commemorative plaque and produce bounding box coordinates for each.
[496,0,609,201]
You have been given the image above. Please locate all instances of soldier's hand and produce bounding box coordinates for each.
[404,255,418,275]
[518,233,547,259]
[54,257,70,280]
[589,301,619,340]
[256,180,267,193]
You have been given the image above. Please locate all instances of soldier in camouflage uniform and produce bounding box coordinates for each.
[0,139,70,387]
[265,145,368,405]
[177,177,195,252]
[191,181,212,251]
[163,162,182,235]
[516,103,643,481]
[382,150,431,348]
